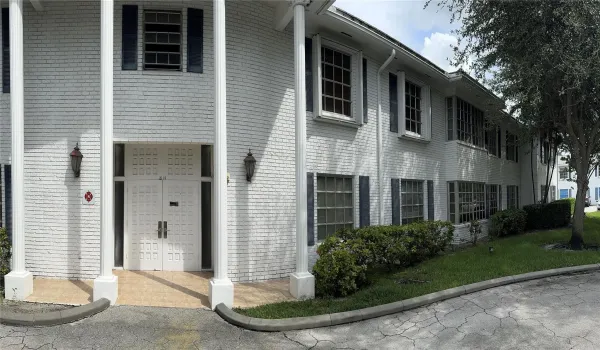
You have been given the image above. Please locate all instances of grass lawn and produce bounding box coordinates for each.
[237,212,600,319]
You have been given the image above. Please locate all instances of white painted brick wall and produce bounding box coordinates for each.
[0,1,549,282]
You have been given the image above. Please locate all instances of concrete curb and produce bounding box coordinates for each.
[216,264,600,332]
[0,298,110,327]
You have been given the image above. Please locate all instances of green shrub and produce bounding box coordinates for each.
[563,198,576,214]
[0,227,10,292]
[313,221,454,297]
[489,208,527,237]
[313,237,368,297]
[523,200,571,230]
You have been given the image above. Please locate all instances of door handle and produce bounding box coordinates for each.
[158,221,162,239]
[164,221,168,239]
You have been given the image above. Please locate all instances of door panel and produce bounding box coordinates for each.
[162,181,200,271]
[128,181,163,270]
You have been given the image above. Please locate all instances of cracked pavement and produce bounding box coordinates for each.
[3,272,600,349]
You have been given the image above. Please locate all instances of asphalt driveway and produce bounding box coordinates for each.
[3,271,600,349]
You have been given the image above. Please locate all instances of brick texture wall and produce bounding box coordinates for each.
[0,1,548,281]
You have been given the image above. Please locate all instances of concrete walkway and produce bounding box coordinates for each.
[4,271,600,349]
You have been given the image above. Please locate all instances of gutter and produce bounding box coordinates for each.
[377,49,396,225]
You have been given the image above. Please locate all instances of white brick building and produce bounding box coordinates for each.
[1,0,551,308]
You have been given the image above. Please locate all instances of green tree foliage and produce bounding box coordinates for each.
[429,0,600,248]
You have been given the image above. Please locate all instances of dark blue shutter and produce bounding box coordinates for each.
[497,127,502,157]
[4,165,11,242]
[121,5,138,70]
[389,73,398,132]
[2,8,9,93]
[427,180,434,221]
[392,178,400,225]
[362,58,368,123]
[306,37,313,112]
[187,8,204,73]
[359,176,370,227]
[307,173,315,246]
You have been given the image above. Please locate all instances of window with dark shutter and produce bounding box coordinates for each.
[144,10,182,70]
[2,8,9,93]
[359,176,370,227]
[187,8,203,73]
[122,5,138,70]
[389,73,398,132]
[391,178,400,225]
[307,172,315,246]
[4,165,11,242]
[362,58,367,123]
[427,180,434,221]
[306,37,313,112]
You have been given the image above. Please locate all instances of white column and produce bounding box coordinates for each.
[93,0,118,305]
[4,0,32,301]
[289,0,315,300]
[208,0,234,310]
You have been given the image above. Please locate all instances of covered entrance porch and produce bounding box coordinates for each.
[25,270,293,309]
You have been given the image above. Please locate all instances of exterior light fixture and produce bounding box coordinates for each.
[244,149,256,182]
[70,143,83,178]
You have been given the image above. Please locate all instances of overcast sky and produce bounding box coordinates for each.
[334,0,460,72]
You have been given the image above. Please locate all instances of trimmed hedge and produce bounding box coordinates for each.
[523,199,571,230]
[313,221,454,297]
[489,208,527,237]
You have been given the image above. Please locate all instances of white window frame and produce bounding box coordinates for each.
[316,174,355,241]
[312,34,364,125]
[559,166,569,180]
[506,131,519,162]
[507,185,519,209]
[400,179,425,224]
[397,72,431,141]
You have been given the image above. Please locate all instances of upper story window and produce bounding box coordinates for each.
[540,136,551,164]
[506,131,519,162]
[312,35,364,125]
[559,166,569,180]
[144,10,182,71]
[447,97,485,148]
[405,81,422,135]
[485,123,501,158]
[391,72,431,141]
[321,46,352,117]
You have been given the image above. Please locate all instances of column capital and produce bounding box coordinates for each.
[289,0,310,8]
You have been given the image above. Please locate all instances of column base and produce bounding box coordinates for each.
[4,271,33,300]
[93,275,118,305]
[290,271,315,300]
[209,278,234,310]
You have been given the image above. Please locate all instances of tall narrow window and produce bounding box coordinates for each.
[405,81,422,135]
[321,46,352,117]
[507,185,519,208]
[456,98,485,147]
[144,10,182,70]
[506,132,519,162]
[401,180,424,224]
[486,184,499,217]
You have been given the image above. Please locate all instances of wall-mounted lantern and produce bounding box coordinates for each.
[244,149,256,182]
[70,143,83,178]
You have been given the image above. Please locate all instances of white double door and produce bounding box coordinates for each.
[128,180,201,271]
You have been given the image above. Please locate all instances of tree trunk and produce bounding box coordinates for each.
[530,140,537,203]
[571,159,589,250]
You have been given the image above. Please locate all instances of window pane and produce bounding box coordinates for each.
[317,193,326,207]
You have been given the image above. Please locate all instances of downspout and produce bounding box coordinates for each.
[377,49,396,225]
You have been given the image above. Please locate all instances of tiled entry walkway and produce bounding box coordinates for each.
[25,270,294,309]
